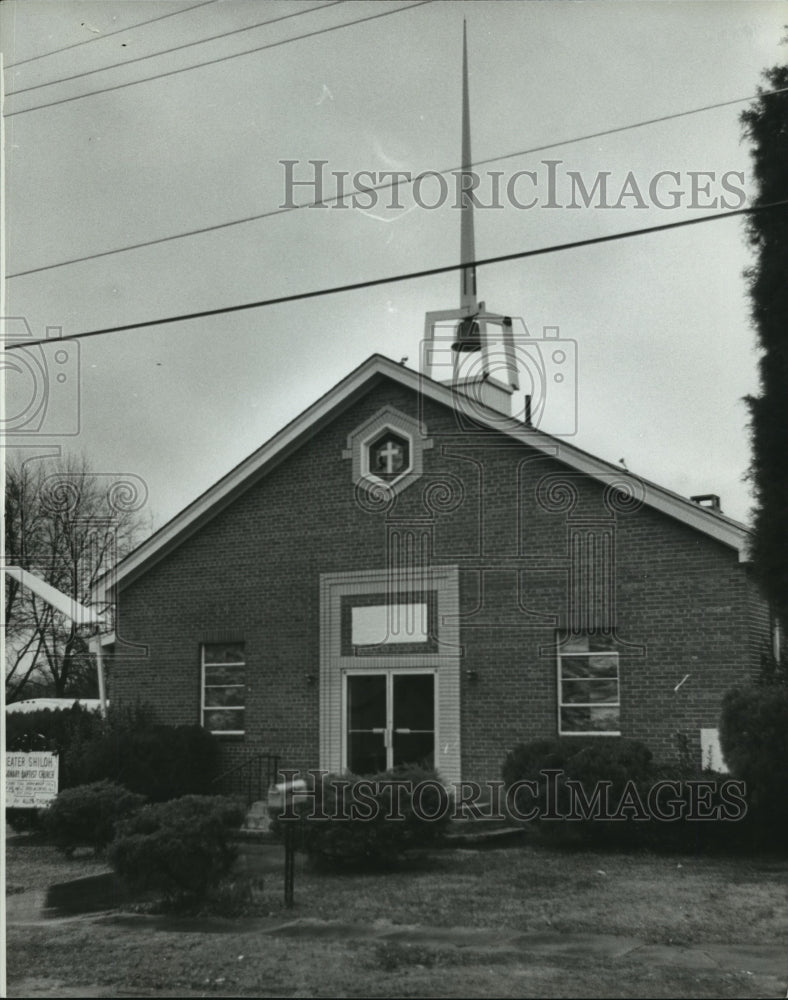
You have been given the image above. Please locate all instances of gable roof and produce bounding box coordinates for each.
[94,354,750,599]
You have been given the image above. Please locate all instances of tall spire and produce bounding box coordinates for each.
[422,22,519,417]
[460,20,477,311]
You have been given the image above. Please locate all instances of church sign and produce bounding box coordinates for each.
[5,751,59,808]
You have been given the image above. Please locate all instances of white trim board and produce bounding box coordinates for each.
[319,565,462,785]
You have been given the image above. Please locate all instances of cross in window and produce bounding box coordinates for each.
[377,441,402,474]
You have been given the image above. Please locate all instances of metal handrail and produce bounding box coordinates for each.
[210,749,281,805]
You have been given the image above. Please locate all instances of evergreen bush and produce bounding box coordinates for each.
[5,703,220,831]
[72,718,220,802]
[109,795,245,904]
[719,685,788,844]
[503,737,651,845]
[276,766,451,868]
[502,736,750,851]
[43,780,146,855]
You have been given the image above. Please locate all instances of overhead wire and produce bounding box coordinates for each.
[5,199,787,350]
[6,2,345,97]
[4,0,220,69]
[3,1,432,118]
[7,85,787,281]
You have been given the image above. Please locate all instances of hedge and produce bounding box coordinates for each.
[273,766,452,868]
[43,780,146,856]
[110,795,246,904]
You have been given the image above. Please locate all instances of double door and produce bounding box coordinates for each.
[345,671,435,775]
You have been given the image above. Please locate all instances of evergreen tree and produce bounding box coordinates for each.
[742,62,788,628]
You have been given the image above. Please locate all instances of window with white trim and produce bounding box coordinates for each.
[557,634,620,735]
[362,428,413,486]
[201,642,245,735]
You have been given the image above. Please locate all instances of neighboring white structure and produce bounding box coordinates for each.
[3,566,110,715]
[5,697,103,714]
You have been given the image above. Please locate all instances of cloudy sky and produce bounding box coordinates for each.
[2,0,785,530]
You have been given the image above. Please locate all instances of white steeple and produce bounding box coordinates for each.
[423,22,520,419]
[459,20,477,314]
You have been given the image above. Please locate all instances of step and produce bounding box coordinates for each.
[242,798,272,833]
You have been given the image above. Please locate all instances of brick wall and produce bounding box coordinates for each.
[111,377,769,782]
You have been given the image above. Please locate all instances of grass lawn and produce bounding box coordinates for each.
[6,834,788,998]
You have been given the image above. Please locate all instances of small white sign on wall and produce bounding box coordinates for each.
[5,751,59,808]
[700,728,728,773]
[352,603,428,645]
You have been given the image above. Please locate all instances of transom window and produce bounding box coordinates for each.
[557,634,620,735]
[351,602,429,646]
[202,642,245,735]
[340,592,438,656]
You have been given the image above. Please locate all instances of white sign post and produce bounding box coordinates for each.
[5,752,59,808]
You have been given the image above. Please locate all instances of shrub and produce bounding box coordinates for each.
[276,767,452,868]
[43,780,146,856]
[65,705,220,801]
[5,704,107,832]
[719,685,788,844]
[6,704,105,784]
[6,704,220,832]
[502,737,749,852]
[109,795,245,904]
[503,737,655,846]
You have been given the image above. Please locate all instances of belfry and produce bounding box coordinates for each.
[423,22,520,418]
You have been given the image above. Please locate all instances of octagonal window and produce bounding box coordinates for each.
[366,430,411,483]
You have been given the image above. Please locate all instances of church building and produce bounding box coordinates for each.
[95,29,769,787]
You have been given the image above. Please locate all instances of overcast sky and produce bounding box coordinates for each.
[2,0,786,530]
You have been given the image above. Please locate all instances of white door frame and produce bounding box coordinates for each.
[319,566,461,784]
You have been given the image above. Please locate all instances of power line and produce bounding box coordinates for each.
[462,87,788,173]
[6,200,787,351]
[7,85,787,281]
[4,0,219,69]
[7,2,345,98]
[3,1,432,118]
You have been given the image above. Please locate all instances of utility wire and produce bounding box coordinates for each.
[4,0,219,69]
[461,87,788,173]
[3,1,431,118]
[7,85,787,281]
[6,200,787,351]
[7,2,345,97]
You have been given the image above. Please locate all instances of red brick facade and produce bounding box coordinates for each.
[108,374,769,782]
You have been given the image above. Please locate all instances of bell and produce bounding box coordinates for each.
[451,317,482,353]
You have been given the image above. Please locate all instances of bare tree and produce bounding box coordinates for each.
[5,453,150,699]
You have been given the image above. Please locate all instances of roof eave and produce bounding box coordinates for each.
[95,355,750,598]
